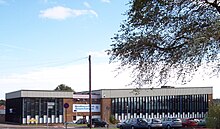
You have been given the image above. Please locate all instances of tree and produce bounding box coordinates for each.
[0,100,5,106]
[108,0,220,86]
[206,104,220,129]
[54,84,75,92]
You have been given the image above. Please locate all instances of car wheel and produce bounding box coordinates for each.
[148,125,151,129]
[167,125,171,129]
[131,126,135,129]
[120,126,123,129]
[105,124,109,128]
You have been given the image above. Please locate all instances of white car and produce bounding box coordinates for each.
[146,118,162,129]
[162,117,182,129]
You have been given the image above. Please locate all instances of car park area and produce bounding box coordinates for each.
[116,117,206,129]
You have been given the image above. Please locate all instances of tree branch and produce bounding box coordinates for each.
[145,41,187,52]
[150,36,190,52]
[204,0,220,13]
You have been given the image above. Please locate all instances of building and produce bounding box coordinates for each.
[5,86,213,124]
[0,105,5,123]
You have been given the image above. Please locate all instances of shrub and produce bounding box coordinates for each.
[109,115,119,124]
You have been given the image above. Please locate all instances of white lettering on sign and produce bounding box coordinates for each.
[47,102,55,106]
[48,105,53,109]
[73,104,100,112]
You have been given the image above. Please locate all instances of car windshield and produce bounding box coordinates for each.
[153,119,161,122]
[124,119,129,123]
[138,118,147,122]
[172,118,181,121]
[93,118,101,121]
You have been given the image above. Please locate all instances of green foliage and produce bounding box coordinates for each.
[108,0,220,86]
[206,104,220,128]
[109,115,119,124]
[0,100,5,106]
[54,84,75,92]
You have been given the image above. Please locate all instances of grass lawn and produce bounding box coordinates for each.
[67,123,118,129]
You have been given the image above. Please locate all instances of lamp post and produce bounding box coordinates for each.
[89,55,92,129]
[63,103,69,129]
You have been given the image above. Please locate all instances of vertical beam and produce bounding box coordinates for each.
[65,108,67,129]
[47,103,48,128]
[89,55,92,129]
[22,98,25,124]
[39,98,41,121]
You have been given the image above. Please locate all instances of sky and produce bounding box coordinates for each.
[0,0,220,100]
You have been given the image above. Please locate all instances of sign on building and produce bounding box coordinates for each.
[47,102,55,109]
[73,104,100,112]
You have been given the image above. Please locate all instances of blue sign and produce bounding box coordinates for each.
[64,103,69,108]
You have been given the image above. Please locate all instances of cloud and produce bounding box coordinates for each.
[83,2,91,8]
[39,6,98,20]
[0,61,132,99]
[1,58,220,99]
[2,50,220,99]
[101,0,110,3]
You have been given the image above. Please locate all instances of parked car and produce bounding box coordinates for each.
[117,120,128,128]
[117,120,127,128]
[146,118,162,129]
[197,119,206,126]
[117,118,148,129]
[75,118,87,124]
[162,117,182,129]
[181,118,198,127]
[87,118,109,127]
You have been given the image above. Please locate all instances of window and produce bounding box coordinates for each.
[115,98,118,114]
[73,116,76,120]
[121,98,124,114]
[111,99,115,114]
[118,98,121,115]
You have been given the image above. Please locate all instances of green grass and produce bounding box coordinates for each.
[66,123,118,129]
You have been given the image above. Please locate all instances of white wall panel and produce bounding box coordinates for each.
[100,87,212,98]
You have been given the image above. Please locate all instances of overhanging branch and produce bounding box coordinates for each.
[205,0,220,13]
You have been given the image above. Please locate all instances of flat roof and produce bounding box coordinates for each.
[6,86,213,99]
[6,90,101,99]
[93,86,213,98]
[6,90,74,99]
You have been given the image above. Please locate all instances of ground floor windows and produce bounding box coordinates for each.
[111,94,209,121]
[22,98,63,124]
[114,112,207,121]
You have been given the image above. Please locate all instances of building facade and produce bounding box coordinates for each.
[5,87,213,124]
[0,105,5,123]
